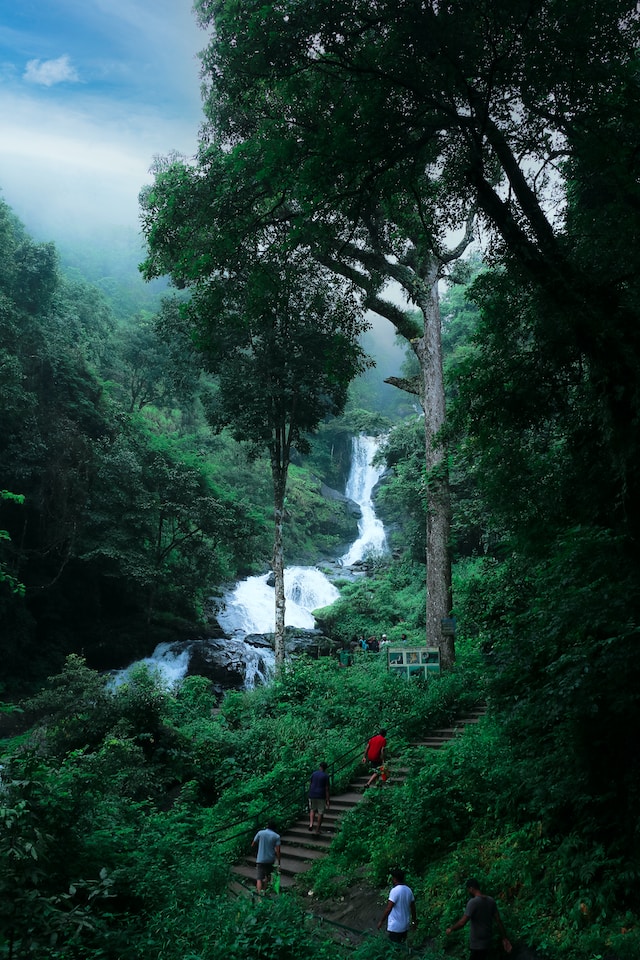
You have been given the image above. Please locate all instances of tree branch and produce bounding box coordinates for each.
[384,375,421,396]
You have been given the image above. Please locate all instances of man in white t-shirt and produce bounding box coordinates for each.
[377,867,417,943]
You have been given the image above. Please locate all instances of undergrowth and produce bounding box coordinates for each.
[1,632,637,958]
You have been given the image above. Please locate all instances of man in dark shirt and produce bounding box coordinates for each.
[308,762,331,833]
[446,877,512,959]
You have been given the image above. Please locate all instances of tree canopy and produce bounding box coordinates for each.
[141,193,369,663]
[145,0,631,667]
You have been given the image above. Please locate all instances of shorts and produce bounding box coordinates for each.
[256,861,274,881]
[388,930,408,943]
[310,798,326,813]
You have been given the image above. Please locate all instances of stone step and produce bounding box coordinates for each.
[233,855,312,878]
[278,854,318,876]
[237,843,326,873]
[286,819,336,833]
[228,879,253,898]
[230,864,296,889]
[306,810,347,827]
[283,845,326,863]
[330,791,363,805]
[227,703,488,897]
[284,825,335,842]
[283,835,333,853]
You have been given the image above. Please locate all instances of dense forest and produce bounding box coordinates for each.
[0,197,401,683]
[3,0,640,957]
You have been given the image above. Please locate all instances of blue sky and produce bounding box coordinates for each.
[0,0,205,240]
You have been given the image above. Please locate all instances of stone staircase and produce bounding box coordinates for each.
[229,703,487,896]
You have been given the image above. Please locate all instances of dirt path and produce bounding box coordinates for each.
[304,878,385,946]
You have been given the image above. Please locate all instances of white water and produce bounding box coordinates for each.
[340,434,387,565]
[114,433,385,689]
[217,565,340,637]
[109,642,191,690]
[109,637,274,691]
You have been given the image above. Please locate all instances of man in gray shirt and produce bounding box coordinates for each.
[446,877,512,959]
[251,820,281,893]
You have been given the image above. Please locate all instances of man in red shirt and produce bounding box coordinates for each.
[363,728,387,788]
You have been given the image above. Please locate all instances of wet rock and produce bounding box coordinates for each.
[319,482,362,518]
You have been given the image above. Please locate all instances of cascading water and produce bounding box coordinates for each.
[340,434,387,565]
[217,566,340,637]
[114,434,385,690]
[109,642,191,690]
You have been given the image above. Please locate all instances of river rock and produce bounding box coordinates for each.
[243,628,338,658]
[158,629,337,695]
[181,637,272,690]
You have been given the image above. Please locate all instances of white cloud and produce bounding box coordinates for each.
[0,89,198,237]
[0,1,205,241]
[24,54,79,87]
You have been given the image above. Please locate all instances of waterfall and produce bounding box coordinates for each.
[109,642,191,690]
[340,434,387,565]
[217,566,340,637]
[113,433,385,690]
[109,637,275,692]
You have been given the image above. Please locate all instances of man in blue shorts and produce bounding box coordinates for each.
[308,762,331,833]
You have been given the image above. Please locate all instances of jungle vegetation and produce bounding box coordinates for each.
[2,0,640,956]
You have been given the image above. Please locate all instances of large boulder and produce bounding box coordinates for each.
[187,635,275,689]
[164,628,338,695]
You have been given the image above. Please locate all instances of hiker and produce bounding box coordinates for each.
[363,728,387,788]
[251,820,281,894]
[368,635,380,653]
[446,876,512,959]
[308,761,331,833]
[377,867,417,943]
[338,646,352,667]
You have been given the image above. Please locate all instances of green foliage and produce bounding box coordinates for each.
[3,634,639,959]
[375,419,428,560]
[0,491,25,598]
[194,896,335,960]
[351,939,425,960]
[1,195,370,682]
[315,558,426,642]
[282,465,358,561]
[3,1,640,955]
[0,649,474,958]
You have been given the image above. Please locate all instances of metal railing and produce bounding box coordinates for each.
[213,723,404,860]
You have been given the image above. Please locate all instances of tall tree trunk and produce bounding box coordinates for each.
[412,267,455,669]
[271,462,287,668]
